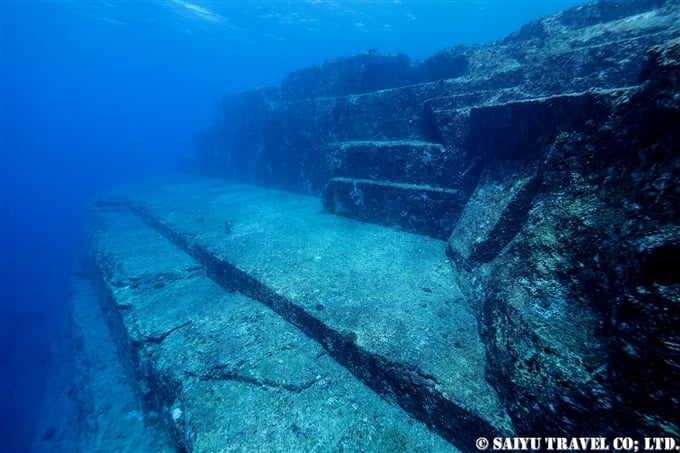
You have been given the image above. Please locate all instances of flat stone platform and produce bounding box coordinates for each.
[90,175,514,452]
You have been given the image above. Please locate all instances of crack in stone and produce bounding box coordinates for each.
[198,365,319,393]
[124,198,511,449]
[411,365,441,386]
[140,320,193,345]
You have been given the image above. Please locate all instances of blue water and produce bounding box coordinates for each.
[1,1,585,450]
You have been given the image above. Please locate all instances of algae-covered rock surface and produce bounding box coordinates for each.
[448,40,680,438]
[86,199,461,452]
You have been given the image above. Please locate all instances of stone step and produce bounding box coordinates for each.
[88,201,461,453]
[321,91,629,242]
[423,89,528,149]
[100,176,515,452]
[322,177,468,240]
[326,140,457,187]
[310,85,432,141]
[424,107,471,151]
[417,30,676,109]
[467,88,632,161]
[447,166,543,271]
[440,88,632,272]
[424,89,521,112]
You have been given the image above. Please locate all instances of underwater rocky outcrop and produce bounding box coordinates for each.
[78,1,679,451]
[195,0,679,442]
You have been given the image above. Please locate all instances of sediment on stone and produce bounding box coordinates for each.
[99,177,514,451]
[87,201,462,453]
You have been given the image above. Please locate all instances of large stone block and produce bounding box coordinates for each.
[448,43,680,436]
[87,197,462,452]
[322,177,465,240]
[100,177,515,451]
[326,140,455,186]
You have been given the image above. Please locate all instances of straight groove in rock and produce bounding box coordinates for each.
[88,202,461,452]
[106,177,514,452]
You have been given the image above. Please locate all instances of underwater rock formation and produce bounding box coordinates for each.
[451,43,680,437]
[81,0,679,451]
[194,0,680,442]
